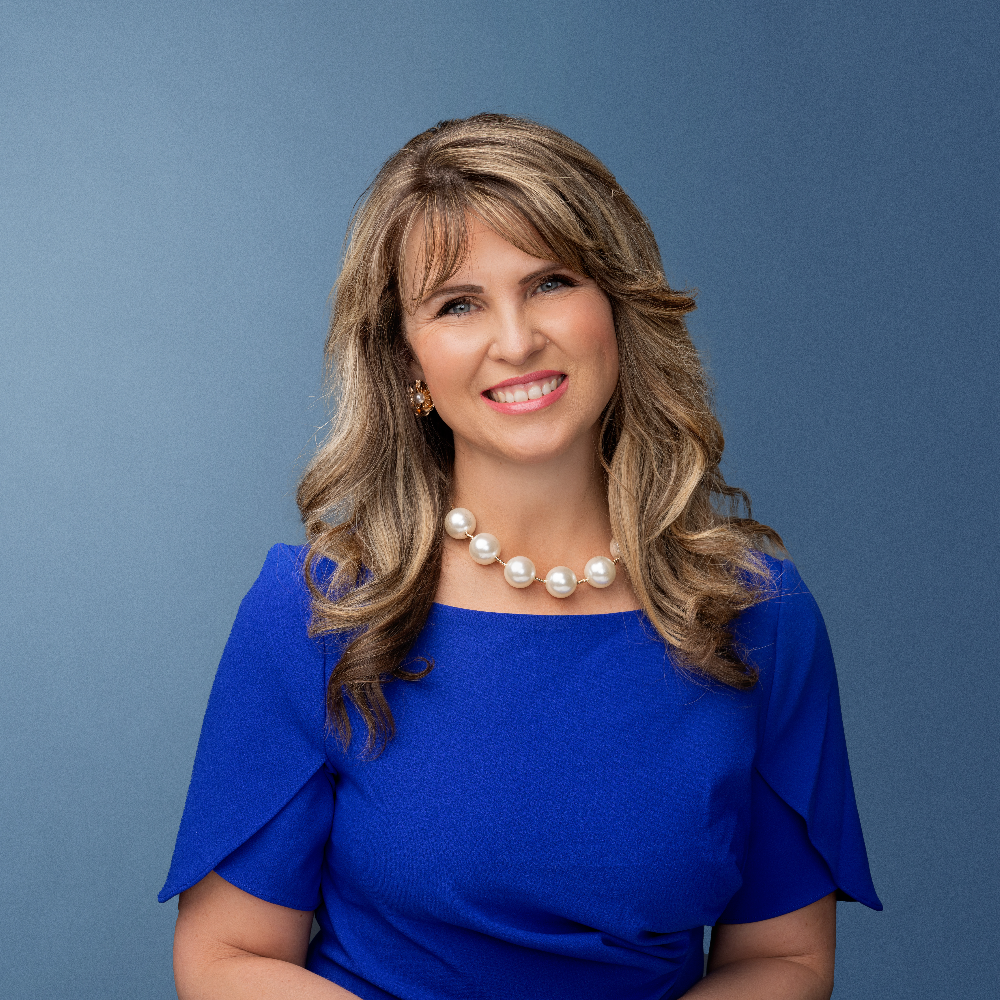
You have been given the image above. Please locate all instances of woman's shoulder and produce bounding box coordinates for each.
[733,550,798,632]
[252,541,317,586]
[241,543,337,613]
[732,551,835,689]
[757,553,830,650]
[215,543,343,693]
[253,540,305,585]
[227,544,308,638]
[751,549,802,592]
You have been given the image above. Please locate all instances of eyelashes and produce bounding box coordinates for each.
[437,297,474,317]
[434,273,578,318]
[535,274,577,294]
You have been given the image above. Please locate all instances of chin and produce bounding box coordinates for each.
[489,427,592,465]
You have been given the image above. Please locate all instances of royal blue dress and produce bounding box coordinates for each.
[160,544,881,1000]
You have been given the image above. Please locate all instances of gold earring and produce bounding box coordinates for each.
[408,379,435,417]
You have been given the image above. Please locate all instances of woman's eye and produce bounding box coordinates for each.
[440,298,473,316]
[537,275,574,293]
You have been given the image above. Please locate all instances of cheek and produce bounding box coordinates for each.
[404,323,445,384]
[405,329,478,413]
[580,300,619,392]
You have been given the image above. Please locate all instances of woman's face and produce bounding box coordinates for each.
[401,214,619,467]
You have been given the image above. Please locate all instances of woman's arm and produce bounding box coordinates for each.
[683,893,836,1000]
[173,871,363,1000]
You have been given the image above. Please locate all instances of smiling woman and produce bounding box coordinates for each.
[403,219,618,453]
[161,114,881,1000]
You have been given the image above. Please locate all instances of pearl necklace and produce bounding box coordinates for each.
[444,507,620,599]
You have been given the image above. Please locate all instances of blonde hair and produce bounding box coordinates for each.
[297,114,782,754]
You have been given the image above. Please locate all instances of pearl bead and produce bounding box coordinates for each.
[445,508,477,539]
[503,555,536,588]
[544,566,577,598]
[469,532,501,565]
[584,555,617,588]
[609,539,620,559]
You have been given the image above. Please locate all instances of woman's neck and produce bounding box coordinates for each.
[435,432,639,615]
[452,437,610,559]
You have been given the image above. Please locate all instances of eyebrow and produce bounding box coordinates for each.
[424,283,483,300]
[422,266,574,304]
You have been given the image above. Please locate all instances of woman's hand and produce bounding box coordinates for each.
[683,893,836,1000]
[173,871,362,999]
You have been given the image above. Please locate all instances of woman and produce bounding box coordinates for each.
[161,114,881,1000]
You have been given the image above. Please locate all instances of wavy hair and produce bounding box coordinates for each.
[297,113,783,754]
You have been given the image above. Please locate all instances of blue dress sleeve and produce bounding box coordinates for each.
[158,544,338,909]
[719,559,882,923]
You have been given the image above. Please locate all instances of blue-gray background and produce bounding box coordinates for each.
[2,1,997,997]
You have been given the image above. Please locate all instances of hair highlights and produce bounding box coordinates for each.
[297,114,782,755]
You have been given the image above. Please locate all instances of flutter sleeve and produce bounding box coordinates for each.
[158,544,338,910]
[719,559,882,923]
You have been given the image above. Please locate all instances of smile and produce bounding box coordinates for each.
[486,375,565,403]
[482,374,568,414]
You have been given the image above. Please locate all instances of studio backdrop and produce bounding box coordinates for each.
[1,2,997,998]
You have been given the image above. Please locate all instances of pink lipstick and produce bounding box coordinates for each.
[482,372,568,414]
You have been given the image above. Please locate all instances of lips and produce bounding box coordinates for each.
[485,374,565,403]
[481,373,569,414]
[486,369,563,392]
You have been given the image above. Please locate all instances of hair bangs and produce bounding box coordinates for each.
[472,183,593,275]
[399,180,595,311]
[400,191,469,307]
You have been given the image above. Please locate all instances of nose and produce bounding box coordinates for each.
[486,302,547,366]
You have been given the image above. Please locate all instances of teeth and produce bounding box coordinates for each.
[490,375,564,404]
